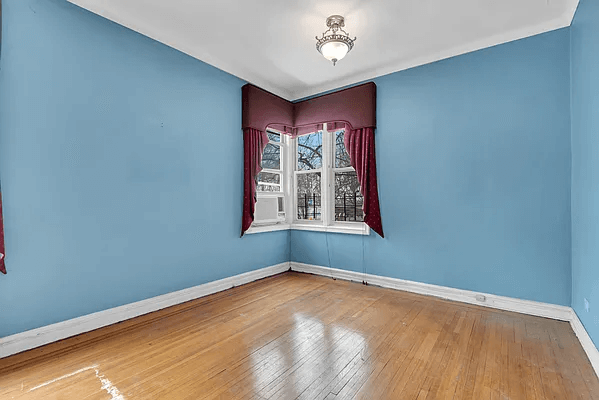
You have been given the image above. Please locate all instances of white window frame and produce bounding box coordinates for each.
[251,128,288,228]
[294,130,324,225]
[257,129,284,193]
[247,123,370,235]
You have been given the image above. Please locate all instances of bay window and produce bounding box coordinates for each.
[249,123,368,235]
[241,82,382,238]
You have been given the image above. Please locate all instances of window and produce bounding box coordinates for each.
[296,131,322,221]
[254,129,287,226]
[333,130,364,222]
[258,130,283,192]
[293,125,364,228]
[249,123,368,234]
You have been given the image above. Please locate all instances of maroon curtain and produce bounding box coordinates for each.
[0,190,5,274]
[344,127,384,238]
[241,128,269,236]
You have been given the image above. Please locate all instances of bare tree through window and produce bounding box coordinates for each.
[297,132,323,171]
[296,132,323,220]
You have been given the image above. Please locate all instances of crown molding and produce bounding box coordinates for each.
[66,0,294,100]
[289,12,576,100]
[68,1,578,102]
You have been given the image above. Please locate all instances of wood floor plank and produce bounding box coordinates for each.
[334,301,430,399]
[0,272,597,399]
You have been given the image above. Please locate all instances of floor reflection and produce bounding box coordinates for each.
[250,313,367,399]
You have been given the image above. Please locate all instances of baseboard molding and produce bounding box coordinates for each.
[290,261,599,378]
[570,310,599,375]
[0,262,290,359]
[3,260,598,381]
[290,262,572,321]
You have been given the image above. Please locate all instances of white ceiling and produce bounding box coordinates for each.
[67,0,579,100]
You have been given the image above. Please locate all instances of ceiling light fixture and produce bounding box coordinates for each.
[315,15,356,66]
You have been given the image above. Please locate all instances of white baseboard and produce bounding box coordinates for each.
[290,262,572,321]
[0,262,290,359]
[570,310,599,375]
[3,260,598,381]
[289,261,599,378]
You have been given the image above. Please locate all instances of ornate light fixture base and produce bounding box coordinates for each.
[315,15,357,66]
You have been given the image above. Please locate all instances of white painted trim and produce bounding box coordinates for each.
[564,0,581,27]
[570,310,599,376]
[246,223,291,234]
[0,262,290,359]
[291,223,369,236]
[290,262,572,320]
[246,223,369,236]
[4,259,598,381]
[66,0,295,100]
[290,14,576,100]
[68,0,577,101]
[289,261,599,378]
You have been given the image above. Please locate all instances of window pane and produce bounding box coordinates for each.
[267,131,280,143]
[335,130,352,168]
[297,131,323,171]
[335,171,364,222]
[257,184,281,192]
[258,172,280,185]
[296,172,321,220]
[262,143,280,170]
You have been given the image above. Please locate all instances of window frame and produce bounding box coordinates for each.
[252,128,288,227]
[294,130,324,224]
[257,129,284,194]
[247,123,370,235]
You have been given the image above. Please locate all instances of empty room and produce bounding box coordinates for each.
[1,0,599,398]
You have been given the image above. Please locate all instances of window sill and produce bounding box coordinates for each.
[292,223,370,235]
[245,222,369,236]
[245,223,291,235]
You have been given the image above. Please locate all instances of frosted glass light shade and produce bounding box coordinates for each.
[320,41,349,63]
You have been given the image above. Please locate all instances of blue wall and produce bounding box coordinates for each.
[571,0,599,346]
[0,0,289,337]
[0,0,581,339]
[293,29,572,306]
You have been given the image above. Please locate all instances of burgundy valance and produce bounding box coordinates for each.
[242,84,294,133]
[242,82,377,134]
[293,83,377,135]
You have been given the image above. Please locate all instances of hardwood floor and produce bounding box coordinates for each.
[0,272,597,399]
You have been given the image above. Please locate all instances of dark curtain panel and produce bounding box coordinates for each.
[0,189,6,274]
[241,128,269,236]
[0,1,6,274]
[344,127,384,238]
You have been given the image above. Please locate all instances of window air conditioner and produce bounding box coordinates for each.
[254,196,285,224]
